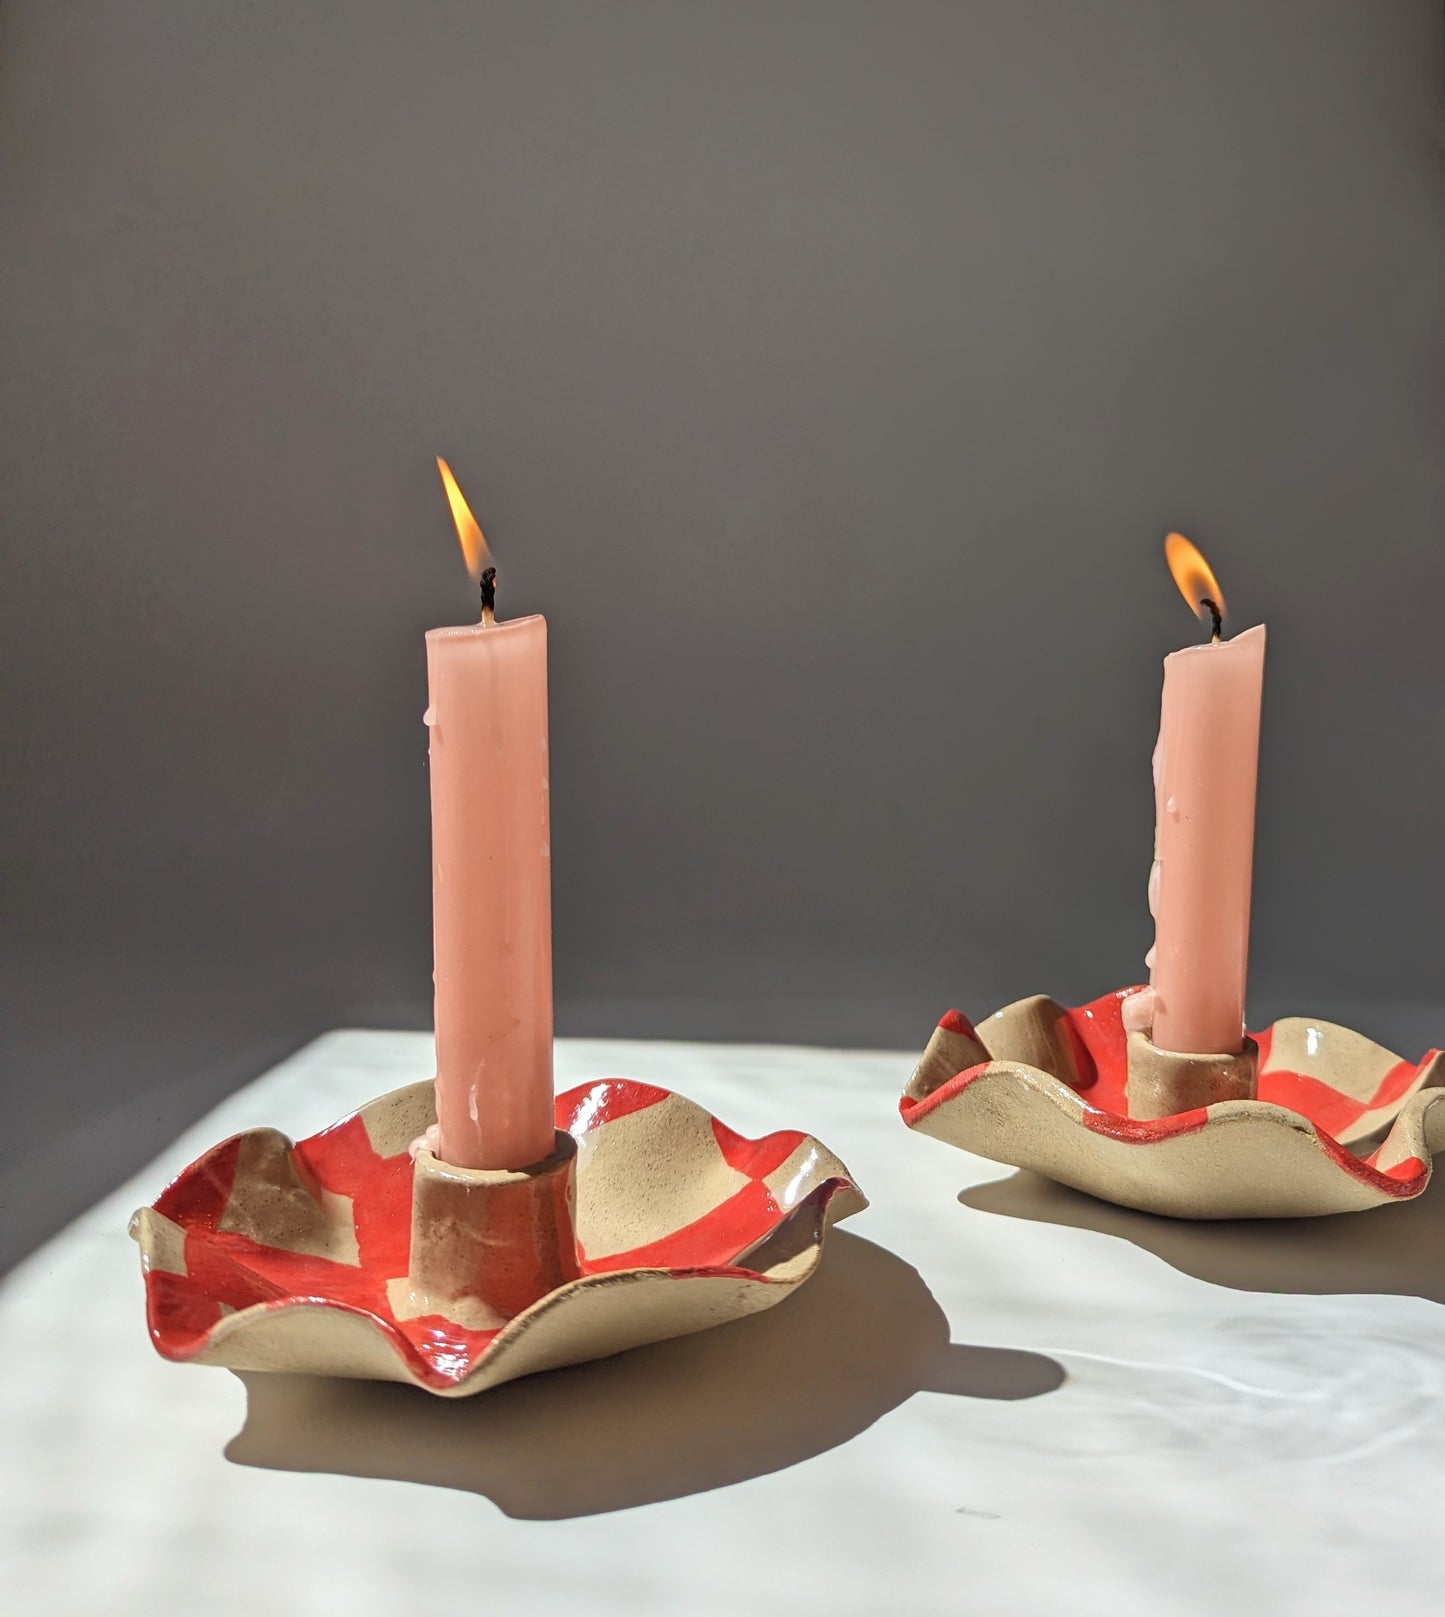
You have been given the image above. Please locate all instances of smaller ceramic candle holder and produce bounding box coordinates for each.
[131,1077,866,1396]
[901,986,1445,1219]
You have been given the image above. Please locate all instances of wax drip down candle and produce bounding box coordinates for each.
[1132,533,1266,1056]
[424,458,555,1171]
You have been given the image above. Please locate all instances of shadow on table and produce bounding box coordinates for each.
[961,1171,1445,1302]
[226,1231,1064,1517]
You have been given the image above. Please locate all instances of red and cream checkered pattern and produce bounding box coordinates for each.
[130,1079,865,1396]
[903,988,1445,1218]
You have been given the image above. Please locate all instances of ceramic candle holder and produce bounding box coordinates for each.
[131,1079,866,1396]
[901,986,1445,1219]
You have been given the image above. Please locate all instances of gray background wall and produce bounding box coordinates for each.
[2,1,1441,1266]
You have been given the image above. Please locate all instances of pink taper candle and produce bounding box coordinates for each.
[1146,533,1266,1055]
[427,459,554,1170]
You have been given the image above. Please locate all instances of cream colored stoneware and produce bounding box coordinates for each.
[903,990,1445,1219]
[393,1132,582,1331]
[131,1079,867,1396]
[1125,1030,1258,1119]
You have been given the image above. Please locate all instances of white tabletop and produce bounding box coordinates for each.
[4,1031,1443,1615]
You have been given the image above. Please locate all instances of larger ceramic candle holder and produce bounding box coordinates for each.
[901,986,1445,1219]
[130,1078,866,1396]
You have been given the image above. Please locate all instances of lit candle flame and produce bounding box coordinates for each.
[1164,531,1226,636]
[436,456,493,581]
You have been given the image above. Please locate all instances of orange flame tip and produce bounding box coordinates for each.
[435,456,492,580]
[1163,531,1225,626]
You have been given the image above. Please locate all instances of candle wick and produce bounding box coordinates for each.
[479,566,497,627]
[1200,596,1222,643]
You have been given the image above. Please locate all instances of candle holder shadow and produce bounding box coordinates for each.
[129,1079,866,1396]
[901,987,1445,1219]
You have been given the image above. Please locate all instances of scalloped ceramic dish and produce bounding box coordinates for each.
[131,1079,866,1396]
[902,987,1445,1218]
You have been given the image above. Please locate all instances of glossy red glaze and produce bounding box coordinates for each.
[938,1009,978,1040]
[143,1081,847,1391]
[709,1117,806,1179]
[900,987,1438,1198]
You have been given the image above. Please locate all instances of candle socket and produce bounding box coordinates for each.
[1125,1029,1258,1120]
[393,1131,581,1332]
